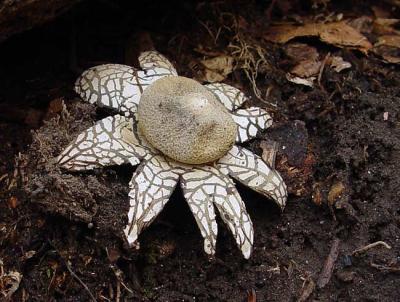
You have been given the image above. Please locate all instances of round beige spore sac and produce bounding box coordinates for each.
[138,76,237,164]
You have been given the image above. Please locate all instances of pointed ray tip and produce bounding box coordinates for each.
[242,241,253,259]
[123,226,140,249]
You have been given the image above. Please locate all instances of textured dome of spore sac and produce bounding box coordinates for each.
[138,76,237,164]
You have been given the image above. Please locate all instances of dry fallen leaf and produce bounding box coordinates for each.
[265,21,372,53]
[285,42,319,62]
[199,55,234,82]
[260,140,278,169]
[330,56,352,72]
[328,181,345,205]
[0,270,22,300]
[7,196,18,209]
[286,74,315,87]
[373,18,400,36]
[372,35,400,64]
[312,182,323,206]
[284,43,322,86]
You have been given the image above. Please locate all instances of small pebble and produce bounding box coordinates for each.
[342,255,352,267]
[255,279,266,288]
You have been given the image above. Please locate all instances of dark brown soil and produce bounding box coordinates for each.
[1,1,399,301]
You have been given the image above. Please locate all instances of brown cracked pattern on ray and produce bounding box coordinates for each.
[218,145,287,208]
[74,62,174,117]
[75,64,144,116]
[231,107,273,143]
[58,115,148,171]
[138,51,178,76]
[180,169,218,256]
[181,166,253,258]
[205,83,248,111]
[124,155,180,246]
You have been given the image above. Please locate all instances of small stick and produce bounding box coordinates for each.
[48,241,97,301]
[318,52,330,92]
[352,241,392,256]
[298,278,315,302]
[370,262,400,273]
[317,238,340,288]
[116,280,121,302]
[247,288,256,302]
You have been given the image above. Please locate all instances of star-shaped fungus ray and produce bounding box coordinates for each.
[74,52,176,117]
[218,146,287,209]
[205,84,273,144]
[138,51,178,76]
[205,83,248,111]
[58,115,148,171]
[124,155,181,246]
[181,166,253,258]
[231,107,273,143]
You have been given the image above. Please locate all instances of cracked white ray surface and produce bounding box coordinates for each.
[181,166,253,258]
[138,51,178,76]
[218,146,287,208]
[205,83,248,112]
[231,107,273,143]
[74,64,145,116]
[124,155,180,246]
[58,115,148,171]
[180,170,218,256]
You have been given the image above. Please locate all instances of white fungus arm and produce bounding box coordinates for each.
[124,155,180,246]
[218,146,287,209]
[58,115,148,171]
[181,166,254,259]
[231,107,273,143]
[205,83,248,111]
[138,51,178,76]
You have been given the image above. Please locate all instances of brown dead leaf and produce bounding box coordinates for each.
[330,56,352,72]
[348,16,373,34]
[286,74,315,87]
[265,21,372,53]
[371,6,392,18]
[328,181,345,205]
[19,250,36,262]
[375,34,400,48]
[285,43,319,62]
[0,269,22,300]
[199,55,234,83]
[291,60,322,78]
[260,140,278,169]
[284,43,321,86]
[373,18,400,36]
[372,35,400,64]
[45,98,65,120]
[7,196,18,209]
[312,183,323,206]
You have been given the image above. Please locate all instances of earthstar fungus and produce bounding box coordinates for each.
[58,51,287,258]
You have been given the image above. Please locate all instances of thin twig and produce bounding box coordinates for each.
[352,241,392,256]
[317,238,340,288]
[247,288,256,302]
[318,52,330,92]
[370,262,400,273]
[48,241,97,301]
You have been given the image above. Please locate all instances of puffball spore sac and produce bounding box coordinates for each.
[138,76,237,164]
